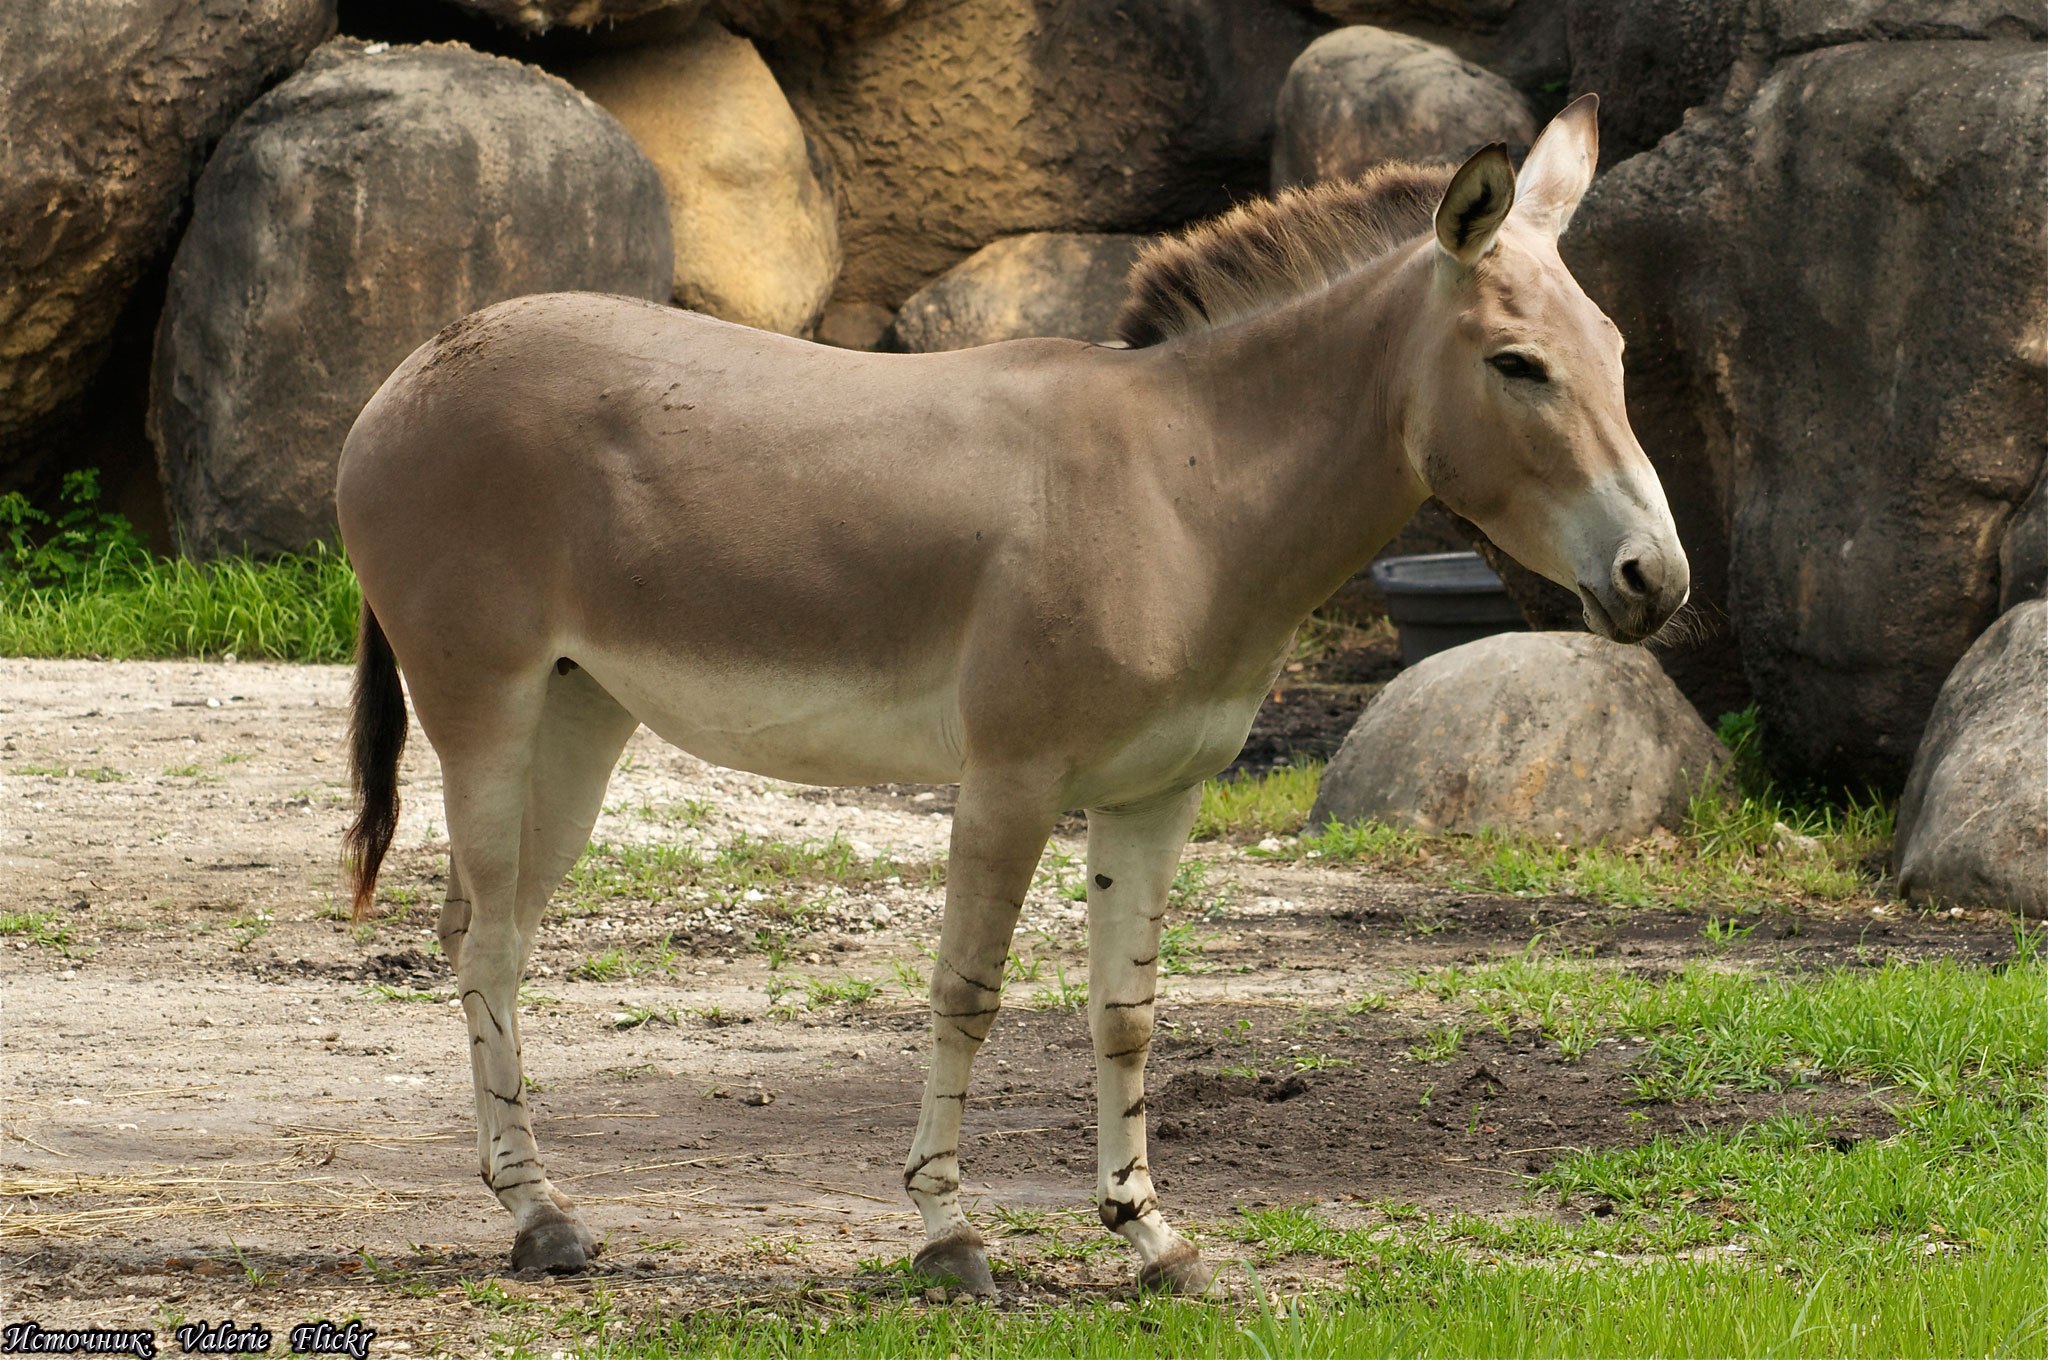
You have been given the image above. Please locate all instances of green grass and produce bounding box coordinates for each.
[1414,943,2044,1098]
[1,545,360,662]
[0,910,73,949]
[565,833,933,919]
[567,943,2044,1360]
[805,975,882,1007]
[1192,756,1895,910]
[578,1238,2042,1358]
[3,471,361,661]
[1193,761,1323,841]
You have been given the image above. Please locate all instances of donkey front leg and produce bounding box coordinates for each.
[1086,785,1214,1293]
[902,770,1059,1296]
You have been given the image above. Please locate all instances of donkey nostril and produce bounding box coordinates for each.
[1617,556,1651,600]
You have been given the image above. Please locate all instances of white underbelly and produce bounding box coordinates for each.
[1064,694,1263,810]
[577,647,965,787]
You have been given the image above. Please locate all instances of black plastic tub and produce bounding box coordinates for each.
[1370,551,1527,667]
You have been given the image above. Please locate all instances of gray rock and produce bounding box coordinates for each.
[149,39,673,559]
[886,233,1147,352]
[0,0,335,483]
[772,0,1322,310]
[1310,632,1727,843]
[1273,27,1536,189]
[1895,601,2048,917]
[1567,0,2048,162]
[1285,1,1569,100]
[1565,41,2048,788]
[2001,469,2048,613]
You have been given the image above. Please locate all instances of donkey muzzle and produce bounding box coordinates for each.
[1578,539,1689,644]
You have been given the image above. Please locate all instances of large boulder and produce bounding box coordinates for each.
[0,0,335,484]
[1894,601,2048,917]
[1285,0,1568,100]
[149,40,673,559]
[1567,0,2048,162]
[1566,41,2048,788]
[1272,27,1536,188]
[1310,632,1727,843]
[885,233,1146,352]
[772,0,1323,310]
[562,19,840,335]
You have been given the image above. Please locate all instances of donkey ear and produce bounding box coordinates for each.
[1434,143,1516,266]
[1515,92,1600,236]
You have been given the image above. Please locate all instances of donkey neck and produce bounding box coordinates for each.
[1129,245,1435,645]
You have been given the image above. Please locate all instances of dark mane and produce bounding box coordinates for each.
[1115,163,1457,348]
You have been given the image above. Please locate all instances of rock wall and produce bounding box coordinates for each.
[1567,40,2048,789]
[0,0,335,487]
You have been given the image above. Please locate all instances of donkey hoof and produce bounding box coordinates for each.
[511,1215,599,1275]
[912,1230,997,1297]
[1137,1243,1215,1295]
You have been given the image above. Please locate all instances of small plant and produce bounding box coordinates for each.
[805,975,881,1007]
[1704,913,1758,945]
[1290,1051,1353,1072]
[1158,920,1214,976]
[1031,961,1087,1011]
[1410,1025,1466,1063]
[764,976,804,1020]
[225,1237,274,1288]
[0,911,72,950]
[611,1003,678,1030]
[573,947,630,982]
[226,910,272,952]
[364,983,442,1003]
[1,469,146,589]
[890,958,927,997]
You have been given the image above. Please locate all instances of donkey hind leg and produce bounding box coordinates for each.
[1086,785,1214,1293]
[903,771,1060,1296]
[439,666,639,1274]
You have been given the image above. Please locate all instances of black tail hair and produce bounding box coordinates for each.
[343,605,407,920]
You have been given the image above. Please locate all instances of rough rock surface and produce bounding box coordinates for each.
[0,0,335,481]
[1565,40,2048,786]
[1285,0,1568,99]
[1566,0,2048,162]
[886,233,1145,352]
[1894,601,2048,916]
[149,40,673,559]
[2000,470,2048,613]
[564,20,840,335]
[1273,26,1536,188]
[774,0,1322,309]
[1310,632,1727,843]
[440,0,907,39]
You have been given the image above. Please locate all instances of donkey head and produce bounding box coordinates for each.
[1400,95,1688,643]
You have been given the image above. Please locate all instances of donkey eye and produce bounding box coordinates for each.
[1488,352,1548,383]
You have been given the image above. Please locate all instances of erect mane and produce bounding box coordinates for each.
[1115,162,1457,349]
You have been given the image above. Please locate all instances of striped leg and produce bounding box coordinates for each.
[1085,785,1213,1293]
[435,667,637,1273]
[902,770,1059,1296]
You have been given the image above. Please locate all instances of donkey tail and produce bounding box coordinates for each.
[344,604,407,921]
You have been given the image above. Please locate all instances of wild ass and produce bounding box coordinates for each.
[337,96,1685,1294]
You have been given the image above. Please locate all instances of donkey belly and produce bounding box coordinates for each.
[576,647,966,787]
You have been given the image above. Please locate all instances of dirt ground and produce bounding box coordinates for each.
[0,659,2015,1353]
